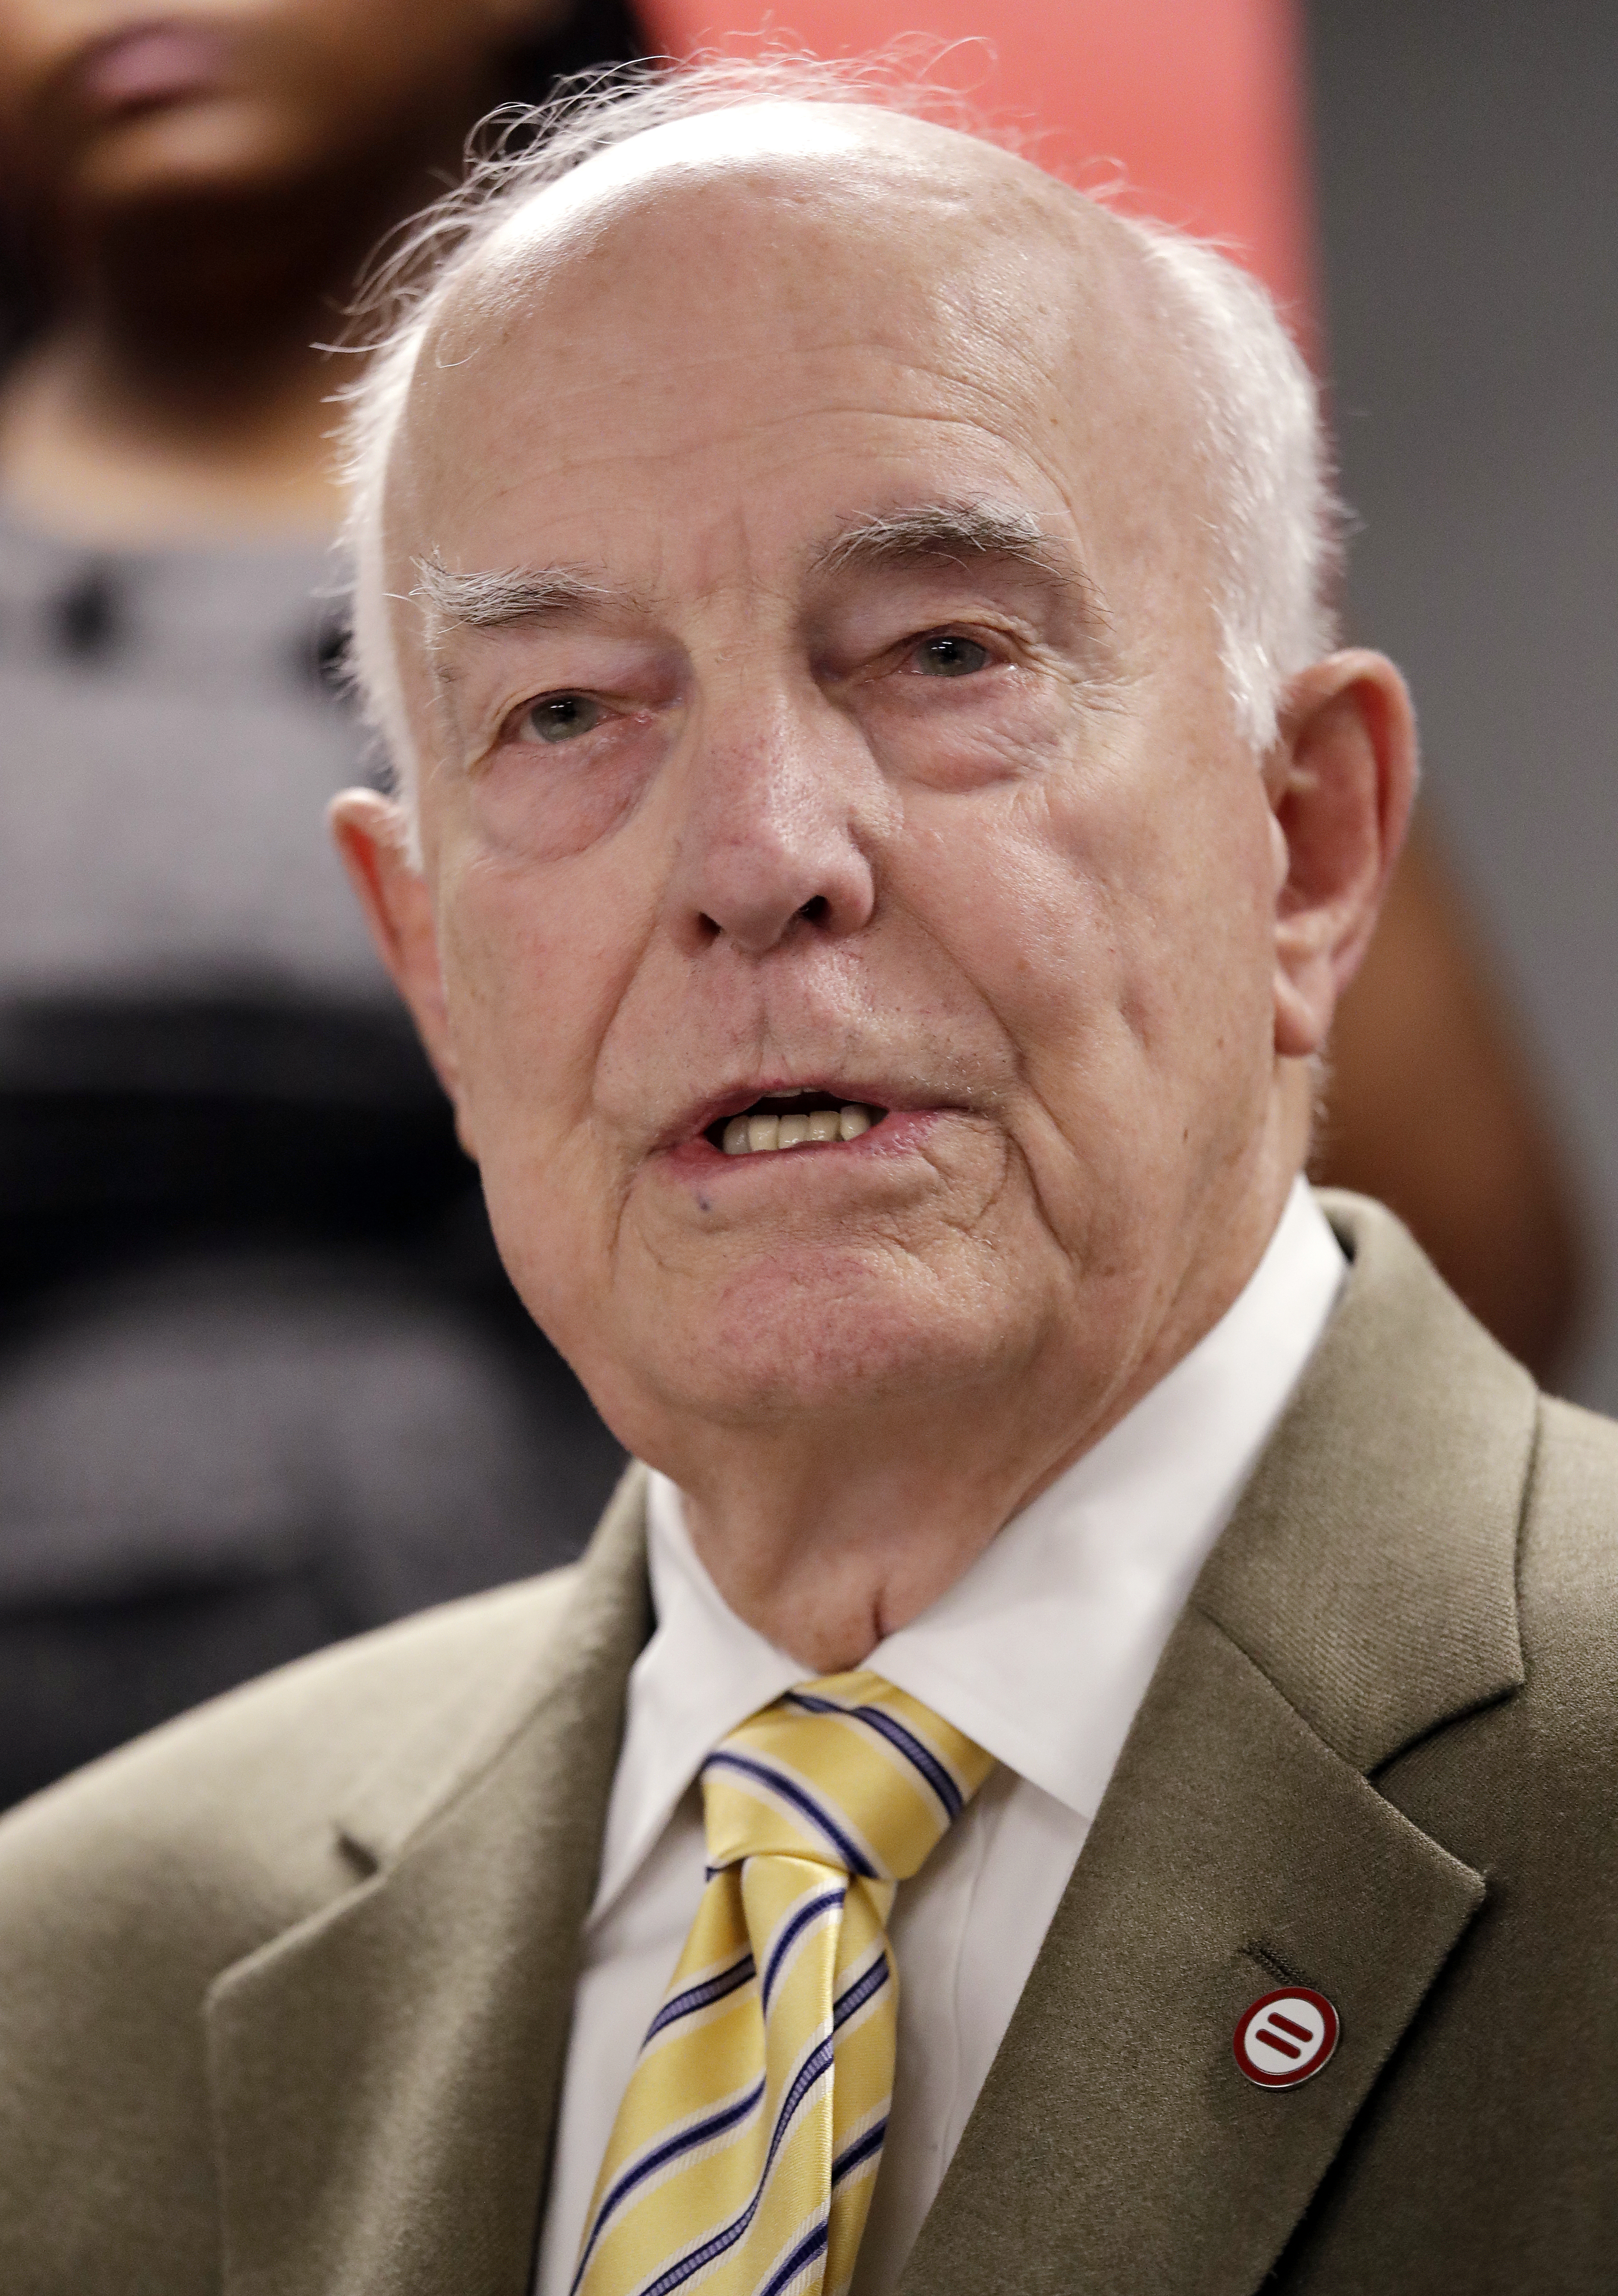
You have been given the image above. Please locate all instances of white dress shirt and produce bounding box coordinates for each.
[535,1181,1345,2296]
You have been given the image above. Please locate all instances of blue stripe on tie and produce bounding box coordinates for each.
[631,1961,893,2296]
[640,2017,844,2296]
[755,2218,830,2296]
[760,1884,844,2011]
[785,1689,964,1822]
[849,1703,964,1821]
[569,2078,765,2293]
[703,1749,878,1877]
[640,2212,754,2296]
[831,2117,888,2187]
[765,2033,836,2178]
[643,1951,756,2044]
[832,1952,889,2027]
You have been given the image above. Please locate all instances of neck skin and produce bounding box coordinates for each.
[0,109,486,546]
[675,1080,1311,1674]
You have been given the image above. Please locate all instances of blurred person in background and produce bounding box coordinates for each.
[1321,817,1583,1378]
[0,0,645,1809]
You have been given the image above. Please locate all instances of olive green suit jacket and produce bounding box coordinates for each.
[1,1195,1615,2294]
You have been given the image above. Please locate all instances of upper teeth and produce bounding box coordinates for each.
[723,1104,875,1155]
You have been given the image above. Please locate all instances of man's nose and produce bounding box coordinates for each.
[667,693,882,957]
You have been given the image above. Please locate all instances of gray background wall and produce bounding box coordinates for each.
[1306,0,1618,1404]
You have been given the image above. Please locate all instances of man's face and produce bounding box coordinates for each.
[382,128,1294,1464]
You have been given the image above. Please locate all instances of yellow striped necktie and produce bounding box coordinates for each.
[570,1671,995,2296]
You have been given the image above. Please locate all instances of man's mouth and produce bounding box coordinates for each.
[703,1089,887,1157]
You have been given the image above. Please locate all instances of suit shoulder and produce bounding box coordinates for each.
[0,1562,585,1933]
[1531,1390,1618,1500]
[1518,1395,1618,1688]
[0,1565,592,2285]
[0,1458,660,2295]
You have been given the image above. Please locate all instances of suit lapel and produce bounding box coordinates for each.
[900,1196,1537,2296]
[205,1470,653,2296]
[899,1605,1485,2296]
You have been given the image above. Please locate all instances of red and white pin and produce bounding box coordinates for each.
[1233,1987,1339,2088]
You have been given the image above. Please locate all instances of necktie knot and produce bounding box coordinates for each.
[701,1668,995,1884]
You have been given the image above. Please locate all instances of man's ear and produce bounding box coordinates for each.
[328,789,474,1150]
[1266,648,1418,1060]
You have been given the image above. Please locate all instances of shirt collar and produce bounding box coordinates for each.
[588,1180,1345,1923]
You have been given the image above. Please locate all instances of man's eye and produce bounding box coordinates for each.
[911,634,992,679]
[518,693,606,744]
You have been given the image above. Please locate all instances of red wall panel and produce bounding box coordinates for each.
[634,0,1313,324]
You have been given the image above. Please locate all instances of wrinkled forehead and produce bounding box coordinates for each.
[385,104,1205,614]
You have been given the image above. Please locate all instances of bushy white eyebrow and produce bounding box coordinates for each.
[810,500,1113,648]
[811,499,1065,580]
[412,554,624,650]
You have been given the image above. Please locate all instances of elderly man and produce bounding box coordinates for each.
[1,59,1614,2296]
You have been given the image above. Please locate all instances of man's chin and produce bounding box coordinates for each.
[599,1258,1033,1443]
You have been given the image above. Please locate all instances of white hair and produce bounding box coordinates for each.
[337,53,1341,828]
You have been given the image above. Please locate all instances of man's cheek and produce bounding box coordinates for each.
[463,738,656,863]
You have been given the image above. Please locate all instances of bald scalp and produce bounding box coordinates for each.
[341,66,1338,834]
[448,100,1106,284]
[412,104,1177,454]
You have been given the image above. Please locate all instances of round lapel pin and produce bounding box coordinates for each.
[1234,1987,1339,2088]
